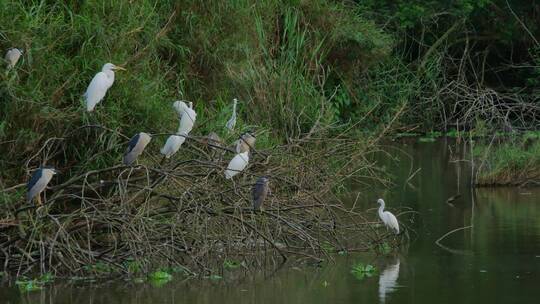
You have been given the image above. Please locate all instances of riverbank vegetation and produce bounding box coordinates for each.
[0,0,538,279]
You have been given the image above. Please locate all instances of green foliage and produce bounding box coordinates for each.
[15,273,54,292]
[223,259,241,270]
[350,262,376,280]
[148,270,173,287]
[0,0,392,185]
[474,139,540,185]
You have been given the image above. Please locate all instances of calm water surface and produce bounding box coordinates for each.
[2,139,539,303]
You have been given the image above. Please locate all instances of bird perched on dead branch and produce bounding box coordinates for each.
[27,167,57,205]
[252,176,270,211]
[235,131,256,153]
[377,198,399,234]
[225,151,249,179]
[178,102,197,134]
[160,132,187,159]
[123,132,152,165]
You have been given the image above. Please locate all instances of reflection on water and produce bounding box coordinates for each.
[1,139,539,303]
[378,258,400,303]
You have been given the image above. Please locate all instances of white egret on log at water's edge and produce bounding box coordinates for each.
[377,198,400,234]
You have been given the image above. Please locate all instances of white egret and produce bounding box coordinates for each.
[377,199,400,234]
[83,63,126,112]
[173,100,188,118]
[27,167,57,205]
[5,48,23,69]
[224,151,249,179]
[225,98,237,132]
[235,131,256,153]
[379,259,400,303]
[178,102,197,134]
[123,132,152,165]
[252,176,270,211]
[160,132,186,158]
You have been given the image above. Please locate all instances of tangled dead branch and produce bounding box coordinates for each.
[0,126,397,278]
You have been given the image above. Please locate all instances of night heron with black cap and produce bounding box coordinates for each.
[5,48,23,69]
[235,131,256,153]
[123,132,152,165]
[84,63,126,112]
[252,176,270,211]
[27,167,58,205]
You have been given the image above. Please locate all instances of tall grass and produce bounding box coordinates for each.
[0,0,392,184]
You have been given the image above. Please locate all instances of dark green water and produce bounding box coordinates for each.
[1,139,539,303]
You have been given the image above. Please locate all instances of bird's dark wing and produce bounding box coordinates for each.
[126,134,140,153]
[27,169,43,190]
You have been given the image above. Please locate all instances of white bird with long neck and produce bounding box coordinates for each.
[377,198,399,234]
[84,63,126,112]
[225,98,237,132]
[224,151,249,179]
[178,102,197,134]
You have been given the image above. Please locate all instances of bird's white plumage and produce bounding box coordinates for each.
[377,199,400,234]
[160,133,186,158]
[173,100,188,118]
[178,106,197,134]
[378,259,400,303]
[5,48,22,69]
[84,63,120,112]
[225,98,237,132]
[224,151,249,179]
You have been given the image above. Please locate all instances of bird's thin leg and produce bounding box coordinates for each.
[36,194,42,206]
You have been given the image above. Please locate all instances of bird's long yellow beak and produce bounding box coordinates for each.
[114,66,127,71]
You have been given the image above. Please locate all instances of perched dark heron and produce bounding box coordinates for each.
[205,132,223,150]
[5,48,23,69]
[123,132,152,165]
[235,131,256,153]
[84,63,126,112]
[27,167,57,205]
[252,176,270,211]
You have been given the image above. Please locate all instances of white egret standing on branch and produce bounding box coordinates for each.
[178,102,197,134]
[27,167,57,205]
[5,48,23,69]
[160,132,186,159]
[84,63,126,112]
[225,98,237,132]
[377,198,400,234]
[225,151,249,179]
[173,100,188,118]
[123,132,152,165]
